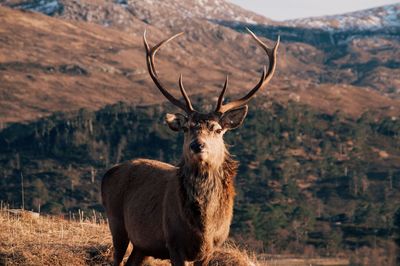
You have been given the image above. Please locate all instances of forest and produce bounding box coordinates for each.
[0,97,399,263]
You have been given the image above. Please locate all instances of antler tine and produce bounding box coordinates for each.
[144,30,194,113]
[216,29,280,114]
[179,74,194,112]
[215,75,229,112]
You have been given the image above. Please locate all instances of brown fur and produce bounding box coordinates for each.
[102,115,239,266]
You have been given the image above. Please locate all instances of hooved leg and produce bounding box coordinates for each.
[168,248,187,266]
[125,248,146,266]
[108,217,130,266]
[193,257,210,266]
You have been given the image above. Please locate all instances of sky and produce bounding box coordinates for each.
[228,0,399,21]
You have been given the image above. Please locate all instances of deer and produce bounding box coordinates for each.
[101,28,279,266]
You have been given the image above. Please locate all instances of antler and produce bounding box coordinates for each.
[215,28,280,113]
[144,30,195,113]
[215,75,229,112]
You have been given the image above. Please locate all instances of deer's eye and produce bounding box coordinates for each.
[190,122,200,129]
[215,129,222,134]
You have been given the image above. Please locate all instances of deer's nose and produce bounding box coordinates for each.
[190,140,205,153]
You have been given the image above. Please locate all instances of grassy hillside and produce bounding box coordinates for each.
[0,98,399,263]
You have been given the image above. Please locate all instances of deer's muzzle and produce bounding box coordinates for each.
[190,140,205,154]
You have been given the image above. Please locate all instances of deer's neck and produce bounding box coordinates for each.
[177,153,238,231]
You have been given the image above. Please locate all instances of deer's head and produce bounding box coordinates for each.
[144,29,279,167]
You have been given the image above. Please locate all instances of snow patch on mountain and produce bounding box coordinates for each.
[8,0,63,15]
[114,0,267,25]
[2,0,270,27]
[284,3,400,31]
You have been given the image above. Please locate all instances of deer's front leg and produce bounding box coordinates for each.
[168,245,187,266]
[193,258,210,266]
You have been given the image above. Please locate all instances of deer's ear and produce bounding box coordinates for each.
[165,113,187,131]
[220,105,248,130]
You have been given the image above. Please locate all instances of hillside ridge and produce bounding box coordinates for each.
[1,4,399,125]
[284,3,400,31]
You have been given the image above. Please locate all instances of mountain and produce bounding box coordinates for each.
[284,4,400,31]
[217,3,400,100]
[0,2,399,126]
[0,4,276,124]
[2,0,273,26]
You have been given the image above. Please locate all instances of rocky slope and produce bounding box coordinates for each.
[0,1,399,125]
[218,3,400,100]
[0,5,276,124]
[2,0,273,32]
[284,3,400,31]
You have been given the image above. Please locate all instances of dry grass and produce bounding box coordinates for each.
[257,255,349,266]
[0,207,257,266]
[0,208,113,265]
[0,207,348,265]
[208,245,257,266]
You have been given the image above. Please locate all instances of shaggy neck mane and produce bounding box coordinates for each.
[177,152,238,231]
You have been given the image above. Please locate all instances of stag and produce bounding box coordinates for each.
[101,29,279,266]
